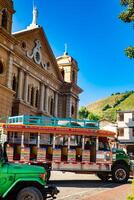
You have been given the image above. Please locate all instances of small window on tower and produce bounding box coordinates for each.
[71,105,75,115]
[0,61,4,74]
[12,75,17,91]
[21,41,27,49]
[72,70,75,83]
[61,69,65,79]
[2,9,8,30]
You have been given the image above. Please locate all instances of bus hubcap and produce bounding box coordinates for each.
[24,195,33,200]
[115,168,126,181]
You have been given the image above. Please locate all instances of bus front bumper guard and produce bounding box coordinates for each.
[43,185,59,199]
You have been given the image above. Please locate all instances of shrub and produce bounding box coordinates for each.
[102,104,112,111]
[127,194,134,200]
[127,180,134,200]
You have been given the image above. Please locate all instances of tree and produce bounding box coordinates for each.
[88,112,100,121]
[78,107,100,120]
[119,0,134,58]
[78,106,89,119]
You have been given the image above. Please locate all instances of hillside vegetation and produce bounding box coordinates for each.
[86,91,134,122]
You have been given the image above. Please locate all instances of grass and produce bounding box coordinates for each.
[86,93,134,122]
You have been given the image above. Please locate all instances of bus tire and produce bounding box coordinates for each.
[96,172,109,182]
[16,186,43,200]
[112,164,129,183]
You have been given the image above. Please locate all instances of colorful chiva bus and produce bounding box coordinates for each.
[0,115,131,183]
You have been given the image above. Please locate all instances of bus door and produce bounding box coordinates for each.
[96,137,112,163]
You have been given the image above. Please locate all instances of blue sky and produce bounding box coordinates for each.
[13,0,134,107]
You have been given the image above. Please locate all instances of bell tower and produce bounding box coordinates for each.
[56,47,79,84]
[0,0,15,34]
[57,48,82,119]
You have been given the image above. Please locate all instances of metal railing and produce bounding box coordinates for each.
[7,115,99,129]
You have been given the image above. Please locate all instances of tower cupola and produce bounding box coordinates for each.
[0,0,15,33]
[57,46,79,84]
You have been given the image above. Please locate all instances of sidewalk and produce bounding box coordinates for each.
[83,184,132,200]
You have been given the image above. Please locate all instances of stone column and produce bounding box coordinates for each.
[54,92,58,117]
[39,83,45,111]
[17,69,23,99]
[7,55,13,89]
[33,88,37,107]
[44,86,48,112]
[66,95,72,118]
[23,73,28,102]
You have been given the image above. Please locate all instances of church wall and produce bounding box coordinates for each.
[0,46,9,86]
[0,85,14,119]
[58,94,66,118]
[12,101,38,116]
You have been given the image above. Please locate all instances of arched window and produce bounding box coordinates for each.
[35,89,39,108]
[61,69,65,80]
[27,85,30,102]
[2,9,8,30]
[0,61,4,74]
[30,87,34,106]
[48,96,54,115]
[72,70,75,83]
[71,105,75,115]
[50,98,54,115]
[12,75,17,91]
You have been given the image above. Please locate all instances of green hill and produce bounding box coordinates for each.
[86,91,134,122]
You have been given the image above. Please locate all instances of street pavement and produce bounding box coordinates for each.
[83,183,132,200]
[49,171,133,200]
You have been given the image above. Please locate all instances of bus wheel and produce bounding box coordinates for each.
[112,164,129,183]
[96,172,109,182]
[16,187,43,200]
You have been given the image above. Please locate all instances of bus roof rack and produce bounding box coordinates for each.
[7,115,99,130]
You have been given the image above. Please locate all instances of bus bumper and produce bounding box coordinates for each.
[43,185,59,199]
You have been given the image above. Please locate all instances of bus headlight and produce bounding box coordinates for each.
[39,173,46,181]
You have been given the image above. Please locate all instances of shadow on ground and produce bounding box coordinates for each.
[49,179,132,189]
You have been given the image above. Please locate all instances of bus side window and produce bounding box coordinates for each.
[63,136,68,146]
[98,137,110,151]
